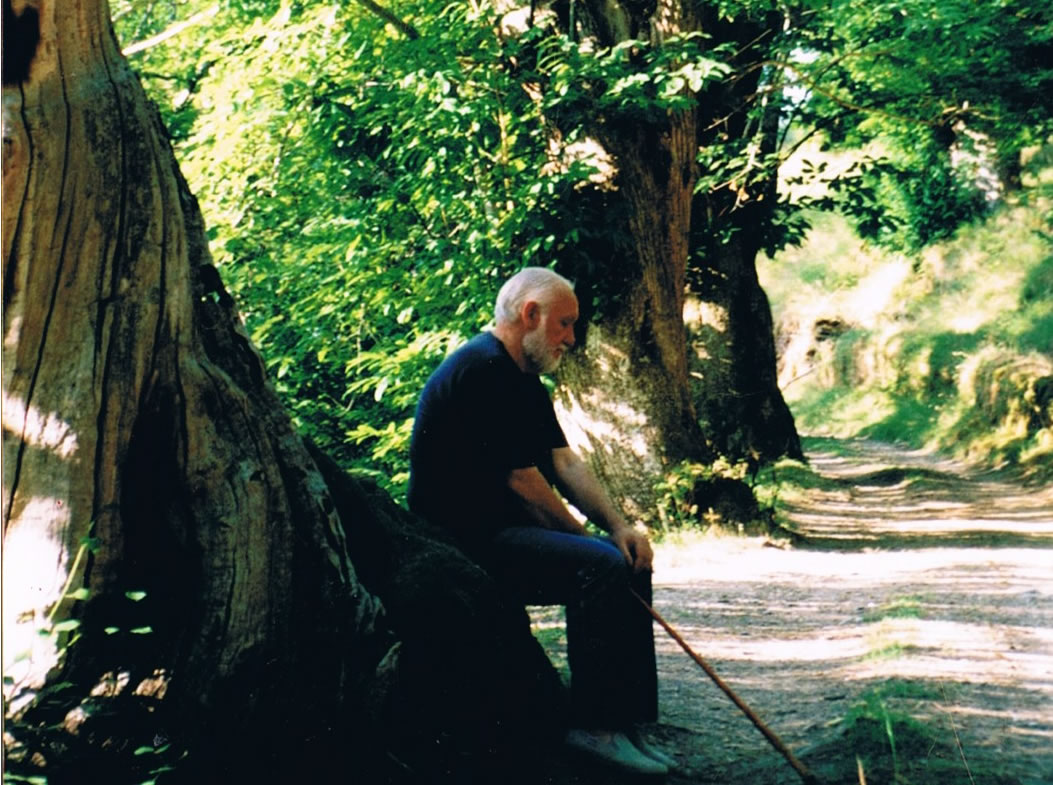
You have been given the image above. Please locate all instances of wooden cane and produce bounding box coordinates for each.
[632,589,821,785]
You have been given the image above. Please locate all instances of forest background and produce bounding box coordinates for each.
[3,0,1052,782]
[113,0,1053,508]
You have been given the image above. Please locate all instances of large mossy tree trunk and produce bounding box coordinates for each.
[2,2,560,781]
[549,0,800,520]
[555,0,711,518]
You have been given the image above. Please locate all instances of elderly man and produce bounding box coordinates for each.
[408,267,674,775]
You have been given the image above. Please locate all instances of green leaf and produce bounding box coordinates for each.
[125,590,148,602]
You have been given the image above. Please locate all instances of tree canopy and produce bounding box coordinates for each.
[113,0,1052,494]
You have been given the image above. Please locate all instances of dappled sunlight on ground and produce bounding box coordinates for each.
[532,439,1053,784]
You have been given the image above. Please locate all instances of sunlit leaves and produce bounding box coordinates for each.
[789,0,1053,151]
[114,0,1050,494]
[126,1,606,492]
[764,0,1052,251]
[536,32,732,118]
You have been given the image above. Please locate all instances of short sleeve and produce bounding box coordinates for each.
[452,360,565,474]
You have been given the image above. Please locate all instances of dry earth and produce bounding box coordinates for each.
[530,439,1053,785]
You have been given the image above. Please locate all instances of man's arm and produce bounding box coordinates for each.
[550,447,654,572]
[506,466,589,536]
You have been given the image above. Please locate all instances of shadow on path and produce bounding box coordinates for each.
[534,439,1053,784]
[782,439,1053,551]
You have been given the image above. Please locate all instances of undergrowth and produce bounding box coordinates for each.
[761,162,1053,484]
[652,458,766,536]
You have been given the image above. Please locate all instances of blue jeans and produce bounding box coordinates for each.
[481,527,658,729]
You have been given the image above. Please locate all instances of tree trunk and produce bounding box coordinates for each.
[554,119,712,519]
[688,6,803,465]
[550,0,714,521]
[2,2,560,780]
[549,0,801,520]
[687,235,804,463]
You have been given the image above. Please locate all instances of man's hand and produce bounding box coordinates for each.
[551,447,655,571]
[611,526,654,573]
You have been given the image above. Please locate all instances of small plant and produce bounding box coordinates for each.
[862,595,924,623]
[4,569,187,785]
[652,458,756,533]
[838,680,940,783]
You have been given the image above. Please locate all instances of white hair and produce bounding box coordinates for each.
[494,267,574,326]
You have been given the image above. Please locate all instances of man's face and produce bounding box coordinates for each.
[523,288,578,374]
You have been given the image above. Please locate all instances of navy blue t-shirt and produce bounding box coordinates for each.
[408,332,568,545]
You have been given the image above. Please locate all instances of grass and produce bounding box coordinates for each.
[862,596,924,623]
[827,599,985,785]
[835,680,942,784]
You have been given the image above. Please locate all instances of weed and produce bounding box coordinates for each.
[652,458,760,534]
[838,680,940,783]
[4,575,186,785]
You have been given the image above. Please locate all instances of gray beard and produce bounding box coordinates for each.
[523,327,561,374]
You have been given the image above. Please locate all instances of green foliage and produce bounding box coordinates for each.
[857,136,987,251]
[653,458,754,532]
[537,32,731,118]
[763,163,1053,480]
[133,1,604,492]
[114,0,1053,494]
[748,449,846,526]
[118,0,741,493]
[796,139,988,252]
[793,0,1053,149]
[782,0,1053,248]
[4,583,188,785]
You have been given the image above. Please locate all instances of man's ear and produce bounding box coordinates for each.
[522,301,541,328]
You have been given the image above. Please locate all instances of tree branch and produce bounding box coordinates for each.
[123,4,220,56]
[731,58,947,129]
[351,0,420,40]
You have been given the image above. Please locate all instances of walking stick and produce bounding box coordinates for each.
[632,589,821,785]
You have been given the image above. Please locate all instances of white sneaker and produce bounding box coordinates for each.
[628,728,679,770]
[564,728,669,775]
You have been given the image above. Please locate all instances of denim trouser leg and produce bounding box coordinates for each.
[484,527,658,730]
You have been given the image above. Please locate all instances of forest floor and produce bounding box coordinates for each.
[530,438,1053,785]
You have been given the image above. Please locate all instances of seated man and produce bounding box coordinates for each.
[408,267,675,775]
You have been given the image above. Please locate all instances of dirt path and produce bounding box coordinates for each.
[534,439,1053,784]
